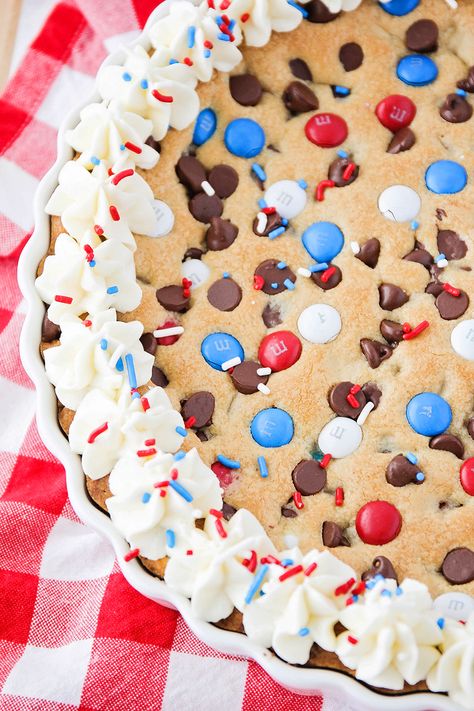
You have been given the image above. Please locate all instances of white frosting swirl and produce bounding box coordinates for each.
[44,308,153,410]
[165,508,276,622]
[149,2,243,83]
[66,101,160,172]
[427,614,474,709]
[45,161,156,249]
[243,548,356,663]
[336,578,442,689]
[97,45,199,140]
[226,0,304,47]
[69,385,185,479]
[36,232,141,324]
[106,448,222,559]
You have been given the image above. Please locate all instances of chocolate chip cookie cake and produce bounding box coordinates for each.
[35,0,474,705]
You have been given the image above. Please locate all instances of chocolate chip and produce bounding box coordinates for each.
[195,430,208,442]
[283,81,318,114]
[289,58,312,81]
[405,19,438,53]
[151,366,168,387]
[292,460,327,496]
[439,94,473,123]
[311,265,342,290]
[387,127,416,154]
[361,382,382,409]
[467,417,474,440]
[145,136,161,152]
[156,285,190,312]
[429,433,464,459]
[437,229,467,260]
[380,319,404,344]
[222,502,237,520]
[229,73,263,106]
[254,259,296,295]
[329,381,366,419]
[262,303,282,328]
[362,556,398,584]
[328,156,359,187]
[281,504,298,518]
[206,217,238,251]
[188,193,223,223]
[181,391,215,429]
[441,548,474,585]
[426,280,444,297]
[208,164,239,198]
[305,0,339,23]
[403,247,433,269]
[140,332,158,356]
[183,247,204,261]
[322,521,350,547]
[379,283,409,311]
[207,277,242,312]
[176,155,207,194]
[435,289,469,320]
[339,42,363,71]
[457,66,474,93]
[230,360,269,394]
[360,338,393,369]
[386,454,423,487]
[252,211,284,236]
[355,238,380,268]
[436,208,447,221]
[42,313,60,342]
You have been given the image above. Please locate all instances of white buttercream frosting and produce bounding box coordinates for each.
[243,548,357,663]
[336,578,442,689]
[226,0,304,47]
[66,101,160,172]
[106,448,222,559]
[45,161,156,248]
[97,44,200,140]
[165,508,276,622]
[44,308,153,410]
[69,385,185,479]
[36,232,141,324]
[427,614,474,709]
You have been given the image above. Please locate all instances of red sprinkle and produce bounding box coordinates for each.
[321,266,336,283]
[279,565,303,582]
[87,422,108,444]
[215,518,227,539]
[152,88,174,103]
[209,508,223,518]
[346,393,360,408]
[186,549,193,555]
[346,597,355,606]
[154,481,169,488]
[320,453,332,469]
[335,487,344,506]
[443,282,460,297]
[293,491,304,509]
[137,448,157,458]
[141,396,150,411]
[261,555,282,566]
[402,322,412,334]
[262,206,276,215]
[144,438,155,446]
[315,179,335,202]
[54,295,73,304]
[170,468,178,480]
[304,562,318,577]
[124,141,142,154]
[111,168,134,185]
[245,550,258,573]
[94,224,104,236]
[240,12,250,21]
[203,40,213,49]
[350,384,361,395]
[253,275,265,290]
[83,319,92,327]
[348,635,359,645]
[402,320,429,340]
[220,0,230,8]
[124,548,140,562]
[342,162,356,181]
[109,205,120,221]
[160,490,167,497]
[207,0,215,7]
[185,416,196,429]
[351,580,366,596]
[183,57,193,67]
[335,577,356,596]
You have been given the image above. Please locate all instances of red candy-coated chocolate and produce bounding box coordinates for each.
[460,458,474,496]
[211,461,237,489]
[305,113,348,148]
[356,500,402,545]
[375,95,416,132]
[258,330,302,372]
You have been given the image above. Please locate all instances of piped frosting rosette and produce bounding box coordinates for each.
[97,45,200,140]
[36,231,141,324]
[44,308,153,410]
[66,101,160,172]
[226,0,306,47]
[45,161,156,249]
[165,508,277,622]
[149,1,243,83]
[427,614,474,708]
[69,385,185,480]
[243,548,357,663]
[106,448,222,560]
[336,577,442,689]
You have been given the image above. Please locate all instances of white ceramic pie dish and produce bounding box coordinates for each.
[17,2,464,708]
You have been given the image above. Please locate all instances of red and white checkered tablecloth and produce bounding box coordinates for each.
[0,2,356,708]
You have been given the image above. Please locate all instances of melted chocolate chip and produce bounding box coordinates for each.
[183,247,204,261]
[181,391,215,429]
[195,430,208,442]
[207,277,242,312]
[429,434,464,459]
[255,259,296,295]
[361,382,382,409]
[405,19,438,53]
[230,360,269,394]
[403,247,433,269]
[145,136,161,152]
[437,229,467,260]
[387,127,416,154]
[339,42,363,71]
[328,381,366,419]
[140,332,158,356]
[229,73,263,106]
[252,211,284,236]
[208,164,239,198]
[328,156,359,187]
[222,502,237,520]
[362,556,398,583]
[281,504,298,518]
[355,238,380,268]
[283,81,318,113]
[436,208,447,221]
[176,155,206,194]
[289,58,312,81]
[386,454,423,487]
[380,319,404,344]
[151,366,168,388]
[311,264,342,290]
[435,289,469,320]
[206,217,238,251]
[156,285,190,312]
[426,280,444,297]
[441,548,474,585]
[360,338,393,369]
[379,283,409,311]
[188,193,223,223]
[467,417,474,440]
[440,93,473,123]
[457,66,474,93]
[292,459,327,496]
[42,313,60,342]
[262,303,282,328]
[322,521,350,547]
[305,0,340,23]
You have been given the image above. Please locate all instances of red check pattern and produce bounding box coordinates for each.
[0,2,334,708]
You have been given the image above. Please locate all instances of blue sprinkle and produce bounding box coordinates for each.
[271,282,279,289]
[169,479,193,502]
[223,272,230,278]
[277,261,287,270]
[284,279,295,291]
[381,589,392,598]
[131,391,141,400]
[281,218,289,226]
[188,26,196,48]
[456,88,467,97]
[258,456,268,478]
[298,627,310,637]
[107,285,119,294]
[120,144,126,151]
[217,454,240,469]
[406,452,417,464]
[245,564,269,604]
[228,19,236,31]
[174,450,186,461]
[166,529,176,548]
[309,262,329,273]
[333,85,350,96]
[203,49,211,59]
[218,33,231,41]
[169,58,179,65]
[365,580,375,589]
[140,79,148,90]
[437,617,445,629]
[435,253,446,263]
[287,0,308,16]
[175,426,187,437]
[125,353,137,390]
[268,226,285,240]
[89,260,96,268]
[251,163,267,182]
[395,587,403,596]
[416,472,425,482]
[337,150,348,158]
[258,199,267,209]
[280,558,294,567]
[411,220,419,230]
[91,156,100,166]
[352,594,359,603]
[116,357,124,373]
[374,574,384,582]
[122,72,132,82]
[100,338,108,350]
[298,179,307,189]
[142,492,151,503]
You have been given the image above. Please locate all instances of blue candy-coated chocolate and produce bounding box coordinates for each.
[301,222,344,263]
[201,332,244,371]
[193,108,217,146]
[425,160,467,195]
[396,55,438,87]
[406,392,452,437]
[379,0,420,15]
[250,408,294,448]
[224,118,265,158]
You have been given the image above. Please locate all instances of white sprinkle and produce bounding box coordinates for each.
[257,212,267,234]
[356,401,375,426]
[201,180,215,196]
[350,241,360,255]
[444,0,457,7]
[297,267,311,278]
[222,356,241,371]
[257,367,271,376]
[153,326,184,338]
[109,343,125,368]
[257,383,270,395]
[437,258,448,269]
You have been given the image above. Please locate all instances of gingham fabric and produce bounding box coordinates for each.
[0,2,357,708]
